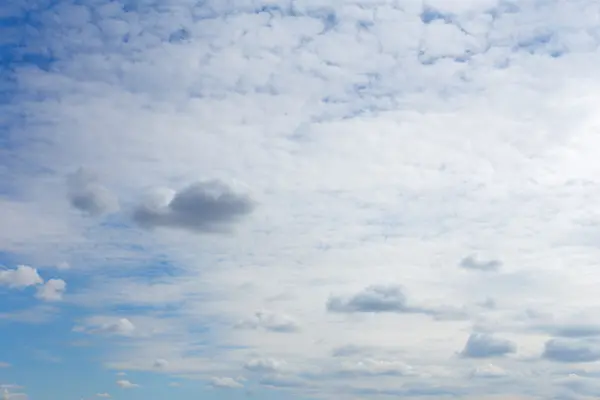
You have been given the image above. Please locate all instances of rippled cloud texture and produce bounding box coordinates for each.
[2,0,600,399]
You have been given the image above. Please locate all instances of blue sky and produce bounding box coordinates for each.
[3,0,600,399]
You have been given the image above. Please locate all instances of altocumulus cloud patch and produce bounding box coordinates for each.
[132,180,255,233]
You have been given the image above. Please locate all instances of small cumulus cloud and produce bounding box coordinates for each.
[459,255,502,272]
[75,317,136,336]
[67,168,119,216]
[96,393,111,398]
[543,339,600,363]
[460,333,516,358]
[116,380,139,389]
[35,279,66,302]
[152,358,169,369]
[327,285,409,313]
[132,180,255,233]
[168,382,181,387]
[244,358,284,373]
[470,363,507,378]
[337,359,414,377]
[236,310,300,333]
[210,377,243,389]
[0,265,43,289]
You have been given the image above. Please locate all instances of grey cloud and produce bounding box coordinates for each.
[459,255,501,272]
[327,285,466,320]
[460,333,516,358]
[327,285,408,313]
[132,180,255,233]
[67,168,119,216]
[544,324,600,338]
[543,339,600,363]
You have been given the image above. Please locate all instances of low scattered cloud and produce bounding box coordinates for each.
[235,310,300,333]
[244,358,284,373]
[75,317,136,337]
[470,363,507,378]
[96,393,111,398]
[326,284,464,320]
[168,382,181,387]
[0,266,43,289]
[459,255,502,272]
[209,377,243,389]
[543,339,600,363]
[152,359,169,369]
[116,380,139,389]
[337,358,414,377]
[35,279,66,302]
[67,168,119,216]
[460,333,516,358]
[327,285,409,313]
[132,180,255,233]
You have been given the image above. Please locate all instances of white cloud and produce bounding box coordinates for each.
[236,310,300,333]
[95,393,111,398]
[209,377,243,389]
[0,266,43,289]
[244,358,285,373]
[35,279,66,302]
[115,380,139,389]
[6,0,600,398]
[75,317,136,337]
[152,358,169,369]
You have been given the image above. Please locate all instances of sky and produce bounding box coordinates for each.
[2,0,600,399]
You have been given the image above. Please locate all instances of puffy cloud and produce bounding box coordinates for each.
[460,333,516,358]
[132,180,255,233]
[67,168,119,216]
[459,255,502,272]
[326,284,464,319]
[337,359,414,377]
[470,363,507,378]
[0,266,43,289]
[116,380,139,389]
[543,339,600,363]
[209,377,243,389]
[235,310,300,333]
[35,279,66,302]
[244,358,284,373]
[327,285,409,313]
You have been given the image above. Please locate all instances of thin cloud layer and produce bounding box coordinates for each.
[132,180,255,233]
[4,0,600,398]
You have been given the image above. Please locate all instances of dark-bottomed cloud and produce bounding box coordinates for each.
[460,333,516,358]
[132,180,255,233]
[459,255,501,272]
[67,168,119,216]
[327,284,466,320]
[543,339,600,363]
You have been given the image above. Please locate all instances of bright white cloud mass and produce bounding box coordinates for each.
[3,0,600,399]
